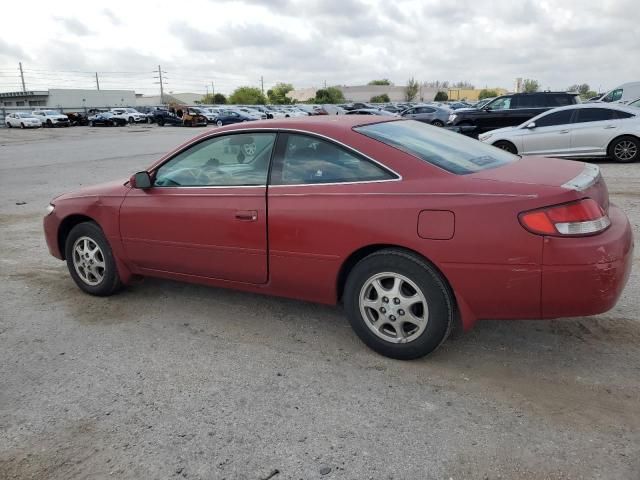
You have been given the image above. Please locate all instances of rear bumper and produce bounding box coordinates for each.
[541,204,634,318]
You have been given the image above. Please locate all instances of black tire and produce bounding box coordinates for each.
[6,121,12,128]
[89,121,94,127]
[216,120,223,127]
[64,222,121,296]
[343,249,453,360]
[20,122,25,129]
[128,116,134,124]
[46,119,53,128]
[431,120,444,127]
[157,119,165,126]
[608,135,639,163]
[493,140,518,154]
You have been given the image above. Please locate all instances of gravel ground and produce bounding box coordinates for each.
[0,126,638,480]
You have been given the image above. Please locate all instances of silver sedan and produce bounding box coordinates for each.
[479,103,640,163]
[400,105,452,127]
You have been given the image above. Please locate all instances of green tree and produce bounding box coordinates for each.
[213,93,227,104]
[478,89,499,100]
[434,91,448,101]
[368,79,392,86]
[523,78,540,93]
[567,83,595,100]
[405,77,419,101]
[267,82,294,104]
[453,81,475,89]
[228,86,266,105]
[314,87,345,104]
[370,93,390,103]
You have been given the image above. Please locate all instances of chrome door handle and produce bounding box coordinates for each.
[604,125,617,129]
[559,130,569,134]
[235,210,258,221]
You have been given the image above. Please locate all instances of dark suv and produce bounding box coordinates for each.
[447,92,580,135]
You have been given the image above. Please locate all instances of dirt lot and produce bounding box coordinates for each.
[1,125,639,480]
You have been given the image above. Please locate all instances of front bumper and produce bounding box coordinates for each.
[541,204,634,318]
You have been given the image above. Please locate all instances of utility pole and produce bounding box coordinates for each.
[260,76,264,95]
[95,72,100,90]
[211,81,215,97]
[153,65,167,104]
[323,80,327,89]
[18,62,26,92]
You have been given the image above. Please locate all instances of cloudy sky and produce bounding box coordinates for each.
[0,0,638,96]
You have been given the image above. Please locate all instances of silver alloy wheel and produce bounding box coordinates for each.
[72,236,106,286]
[359,272,429,344]
[614,140,637,161]
[243,142,256,156]
[216,120,223,127]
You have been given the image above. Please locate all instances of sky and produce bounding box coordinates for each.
[0,0,638,96]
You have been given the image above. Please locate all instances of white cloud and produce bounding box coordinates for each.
[0,0,637,95]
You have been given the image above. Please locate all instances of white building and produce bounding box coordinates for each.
[0,89,136,108]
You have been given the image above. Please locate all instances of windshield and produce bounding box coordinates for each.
[125,108,138,113]
[18,113,36,118]
[355,120,519,174]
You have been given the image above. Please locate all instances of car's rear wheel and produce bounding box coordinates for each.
[65,222,121,296]
[6,121,12,128]
[20,122,25,129]
[46,119,53,127]
[431,120,444,127]
[493,140,517,154]
[216,120,223,127]
[128,116,134,124]
[157,119,165,126]
[89,121,94,127]
[344,249,453,360]
[609,136,639,163]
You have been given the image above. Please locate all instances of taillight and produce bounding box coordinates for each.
[519,198,610,236]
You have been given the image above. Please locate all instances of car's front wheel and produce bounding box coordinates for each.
[431,120,444,127]
[493,140,517,154]
[609,136,639,163]
[344,249,453,360]
[65,222,121,296]
[216,120,223,127]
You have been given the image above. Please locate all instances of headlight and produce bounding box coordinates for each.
[46,204,55,216]
[448,114,457,122]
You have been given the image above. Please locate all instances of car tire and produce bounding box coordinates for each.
[493,140,518,154]
[89,121,94,127]
[6,121,12,128]
[46,119,53,128]
[128,116,134,124]
[157,119,165,126]
[64,222,122,297]
[431,120,444,127]
[20,122,25,129]
[216,120,223,127]
[608,136,639,163]
[343,249,453,360]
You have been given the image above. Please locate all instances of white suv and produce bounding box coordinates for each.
[110,108,147,124]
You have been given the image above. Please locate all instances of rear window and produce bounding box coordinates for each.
[355,120,519,175]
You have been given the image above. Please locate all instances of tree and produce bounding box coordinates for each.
[405,77,419,101]
[453,81,475,89]
[478,89,499,100]
[314,87,345,104]
[522,78,540,93]
[368,79,392,86]
[434,91,448,101]
[228,86,266,105]
[213,93,227,104]
[267,82,294,104]
[370,93,390,103]
[567,83,596,99]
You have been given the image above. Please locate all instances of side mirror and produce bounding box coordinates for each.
[130,171,152,189]
[525,122,536,129]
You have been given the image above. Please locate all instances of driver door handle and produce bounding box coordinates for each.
[235,210,258,221]
[559,130,570,134]
[604,125,617,129]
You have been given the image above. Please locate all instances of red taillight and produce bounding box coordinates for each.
[519,198,610,236]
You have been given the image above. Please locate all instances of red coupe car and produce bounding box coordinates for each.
[43,117,633,359]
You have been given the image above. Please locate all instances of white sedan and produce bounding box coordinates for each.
[479,103,640,163]
[5,112,42,128]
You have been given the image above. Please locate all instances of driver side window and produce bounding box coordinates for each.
[154,133,276,187]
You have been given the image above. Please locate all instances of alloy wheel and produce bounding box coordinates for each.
[72,236,106,286]
[614,140,637,161]
[359,272,429,344]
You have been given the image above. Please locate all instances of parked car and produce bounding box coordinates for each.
[447,92,581,136]
[237,107,266,120]
[42,117,633,360]
[598,82,640,104]
[179,107,208,127]
[32,110,70,127]
[322,104,346,115]
[5,112,42,128]
[445,101,473,110]
[110,108,147,124]
[346,108,398,116]
[479,103,640,163]
[153,110,183,127]
[400,105,451,126]
[65,112,89,126]
[212,109,255,126]
[88,112,128,127]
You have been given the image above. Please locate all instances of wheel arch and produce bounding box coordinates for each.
[607,134,639,156]
[335,244,466,336]
[57,214,99,260]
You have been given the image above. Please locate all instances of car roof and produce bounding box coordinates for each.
[541,103,639,115]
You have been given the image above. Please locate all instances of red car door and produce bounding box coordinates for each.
[119,131,277,284]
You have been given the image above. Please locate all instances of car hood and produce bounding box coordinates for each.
[52,179,129,202]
